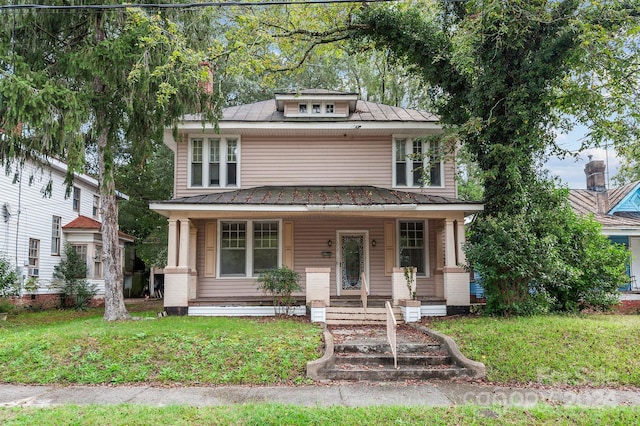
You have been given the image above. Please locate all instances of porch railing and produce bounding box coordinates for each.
[360,272,369,312]
[385,301,398,369]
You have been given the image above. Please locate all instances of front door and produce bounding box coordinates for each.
[338,231,369,295]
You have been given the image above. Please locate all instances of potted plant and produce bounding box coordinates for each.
[0,254,19,320]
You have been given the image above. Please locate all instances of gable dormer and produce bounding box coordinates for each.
[274,89,358,119]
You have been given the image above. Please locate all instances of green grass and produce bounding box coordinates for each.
[426,314,640,386]
[0,303,321,385]
[1,404,640,425]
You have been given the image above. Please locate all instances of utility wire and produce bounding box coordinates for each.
[0,0,401,11]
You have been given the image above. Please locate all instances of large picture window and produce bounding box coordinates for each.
[190,137,240,188]
[393,137,443,188]
[220,220,279,277]
[399,221,425,275]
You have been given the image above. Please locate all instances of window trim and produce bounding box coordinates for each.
[188,136,241,189]
[94,245,103,279]
[392,136,444,189]
[71,244,88,278]
[217,219,282,279]
[397,220,430,278]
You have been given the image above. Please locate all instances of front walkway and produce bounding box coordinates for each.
[2,383,640,407]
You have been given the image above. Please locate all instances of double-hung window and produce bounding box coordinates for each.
[72,187,81,211]
[399,221,426,276]
[220,220,279,277]
[393,137,443,187]
[28,239,40,277]
[190,137,239,188]
[51,216,61,255]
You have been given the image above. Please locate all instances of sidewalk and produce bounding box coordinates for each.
[2,382,640,408]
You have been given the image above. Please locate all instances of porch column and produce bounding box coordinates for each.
[167,219,178,268]
[392,267,414,306]
[456,220,467,266]
[189,225,198,300]
[164,217,191,316]
[306,267,330,322]
[178,219,191,268]
[444,219,457,267]
[443,218,470,314]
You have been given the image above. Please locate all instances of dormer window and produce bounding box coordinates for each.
[312,104,321,114]
[326,104,334,114]
[298,104,307,113]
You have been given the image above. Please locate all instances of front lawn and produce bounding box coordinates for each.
[426,314,640,387]
[0,303,321,385]
[1,404,640,425]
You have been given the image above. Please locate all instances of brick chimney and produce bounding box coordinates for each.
[585,157,606,192]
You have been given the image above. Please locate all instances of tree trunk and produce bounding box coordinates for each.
[98,127,130,321]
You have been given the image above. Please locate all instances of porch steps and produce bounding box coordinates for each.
[317,326,471,381]
[325,306,404,325]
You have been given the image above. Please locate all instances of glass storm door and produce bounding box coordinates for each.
[339,233,367,295]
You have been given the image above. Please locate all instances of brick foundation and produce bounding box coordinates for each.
[614,300,640,314]
[7,294,105,309]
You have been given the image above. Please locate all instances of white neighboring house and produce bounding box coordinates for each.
[1,157,134,304]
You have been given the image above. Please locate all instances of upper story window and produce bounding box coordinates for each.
[92,195,100,219]
[393,137,443,188]
[72,186,81,212]
[297,102,338,116]
[51,216,61,255]
[190,137,240,188]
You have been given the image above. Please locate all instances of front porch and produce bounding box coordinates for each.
[150,186,482,319]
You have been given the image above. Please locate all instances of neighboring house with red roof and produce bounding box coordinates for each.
[150,90,484,320]
[568,158,640,291]
[1,157,133,305]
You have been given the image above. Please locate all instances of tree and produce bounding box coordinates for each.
[346,1,638,313]
[0,3,216,320]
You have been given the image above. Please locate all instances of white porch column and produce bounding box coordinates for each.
[178,219,191,268]
[444,219,457,268]
[456,220,467,266]
[164,217,191,316]
[442,218,470,313]
[167,219,178,268]
[189,225,198,300]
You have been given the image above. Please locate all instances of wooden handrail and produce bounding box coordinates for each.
[386,301,398,369]
[360,272,369,312]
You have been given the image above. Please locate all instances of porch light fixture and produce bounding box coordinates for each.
[327,240,332,247]
[371,240,377,247]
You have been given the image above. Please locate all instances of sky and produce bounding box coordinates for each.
[544,126,621,190]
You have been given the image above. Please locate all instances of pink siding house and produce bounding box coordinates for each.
[150,90,483,317]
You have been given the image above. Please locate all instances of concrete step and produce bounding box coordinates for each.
[335,353,451,367]
[335,342,444,354]
[326,319,403,326]
[323,365,468,381]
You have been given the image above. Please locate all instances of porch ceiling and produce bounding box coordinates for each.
[150,186,484,217]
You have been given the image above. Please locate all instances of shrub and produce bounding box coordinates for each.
[466,181,628,316]
[256,266,301,316]
[0,253,19,298]
[53,244,98,310]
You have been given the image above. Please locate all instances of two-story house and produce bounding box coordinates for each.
[1,157,134,306]
[150,90,483,319]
